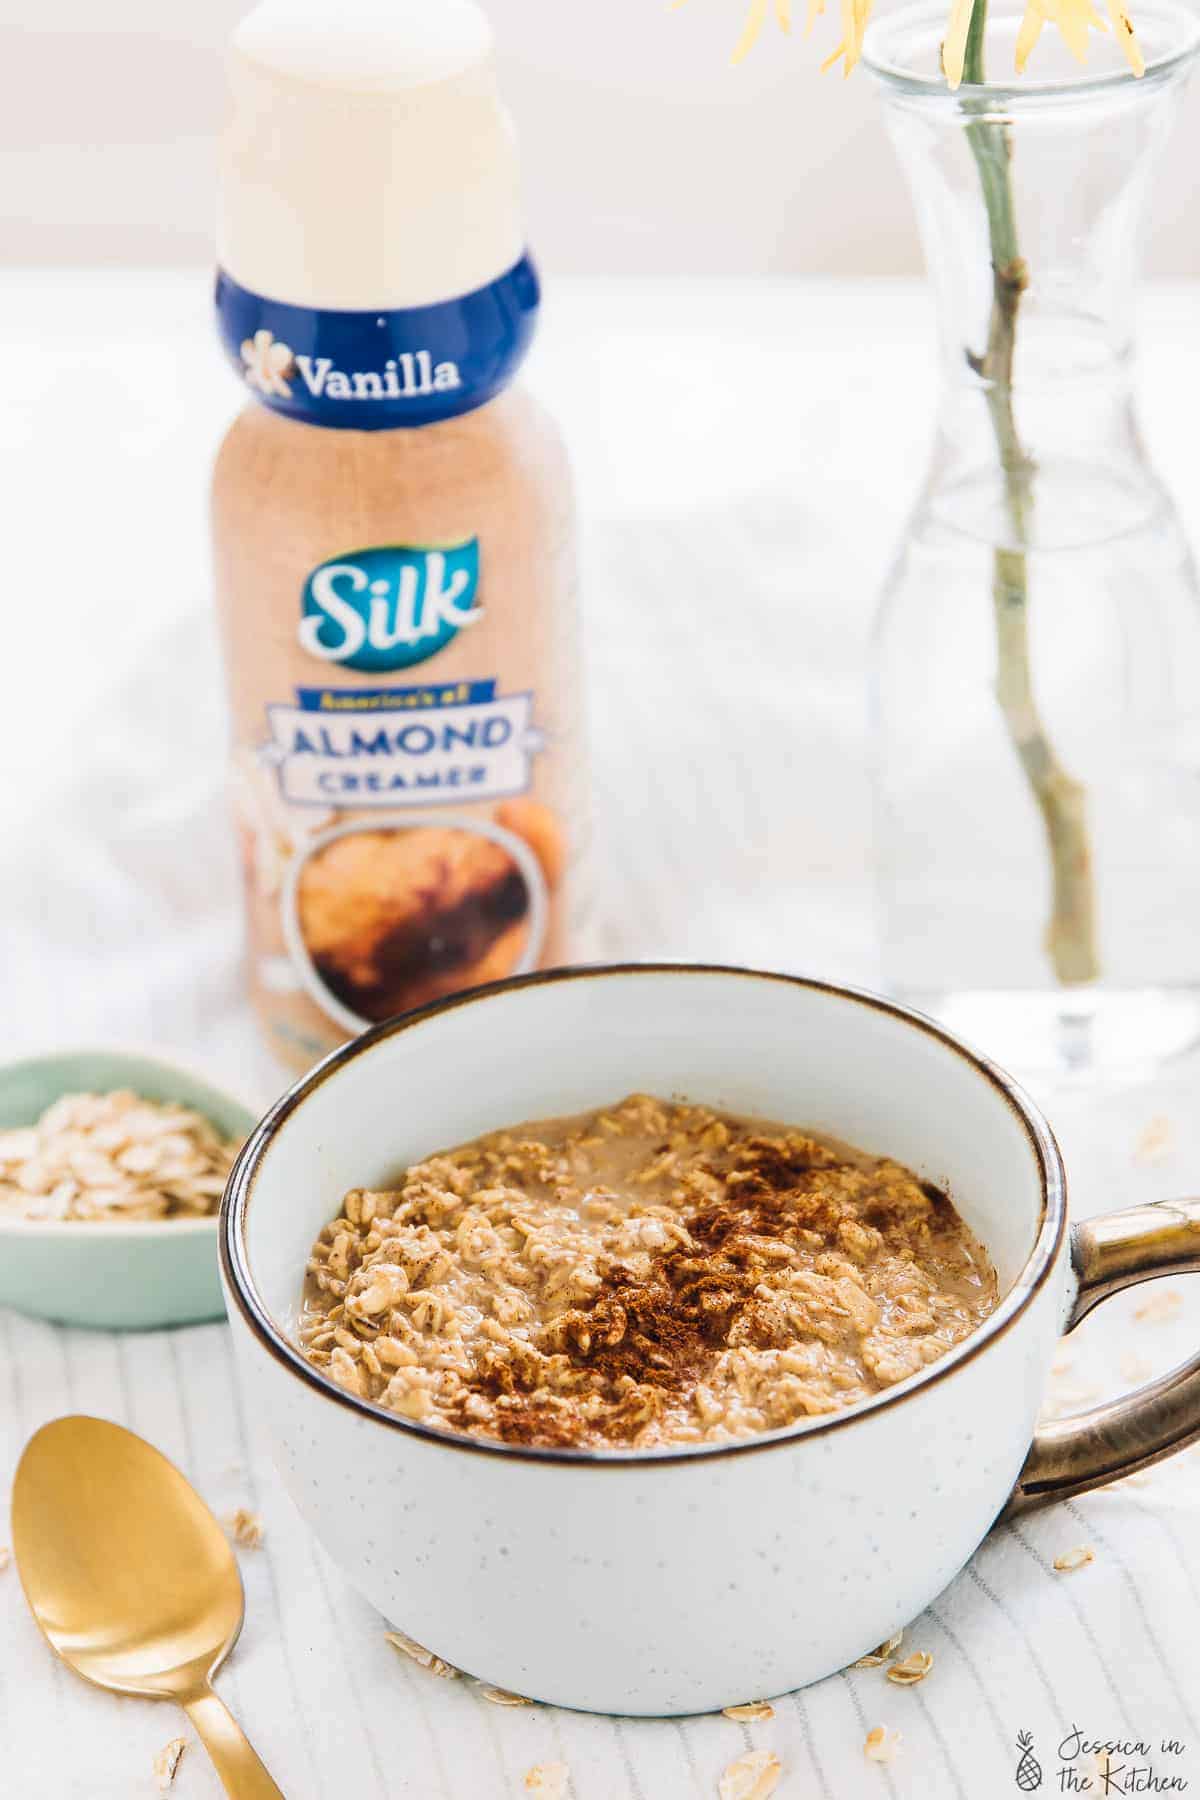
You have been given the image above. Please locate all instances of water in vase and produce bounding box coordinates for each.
[866,0,1200,1074]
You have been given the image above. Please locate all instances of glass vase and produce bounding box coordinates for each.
[864,0,1200,1076]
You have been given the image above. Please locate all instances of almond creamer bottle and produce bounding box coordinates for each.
[212,0,585,1072]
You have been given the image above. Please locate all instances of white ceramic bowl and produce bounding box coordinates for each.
[0,1049,258,1330]
[221,966,1200,1714]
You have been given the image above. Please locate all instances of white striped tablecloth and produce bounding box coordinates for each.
[0,271,1198,1798]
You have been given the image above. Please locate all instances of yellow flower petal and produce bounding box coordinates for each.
[845,0,873,72]
[1106,0,1145,70]
[1015,0,1048,69]
[673,0,1142,82]
[1052,0,1107,61]
[835,0,861,72]
[1013,0,1141,76]
[731,0,771,60]
[839,0,855,60]
[942,0,977,85]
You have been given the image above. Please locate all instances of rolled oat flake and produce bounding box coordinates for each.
[213,0,587,1072]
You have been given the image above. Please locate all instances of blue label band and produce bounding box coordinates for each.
[215,256,539,429]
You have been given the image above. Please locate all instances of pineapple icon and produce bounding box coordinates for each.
[1015,1731,1043,1791]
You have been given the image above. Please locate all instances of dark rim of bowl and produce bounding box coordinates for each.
[220,963,1067,1468]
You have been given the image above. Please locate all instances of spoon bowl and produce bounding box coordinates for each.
[13,1417,283,1798]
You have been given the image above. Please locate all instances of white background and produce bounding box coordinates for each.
[2,0,1199,277]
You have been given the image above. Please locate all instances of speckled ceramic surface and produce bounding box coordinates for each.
[221,966,1083,1712]
[0,1049,258,1330]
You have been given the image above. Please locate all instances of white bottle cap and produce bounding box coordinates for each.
[218,0,525,311]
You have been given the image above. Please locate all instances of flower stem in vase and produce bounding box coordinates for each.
[960,0,1101,986]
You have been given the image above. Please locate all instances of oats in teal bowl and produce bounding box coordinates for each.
[0,1049,258,1329]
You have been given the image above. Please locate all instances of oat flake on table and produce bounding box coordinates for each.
[864,1726,902,1764]
[718,1748,783,1799]
[524,1762,570,1798]
[1094,1750,1120,1786]
[886,1650,934,1685]
[1042,1377,1101,1420]
[1053,1545,1095,1573]
[153,1737,187,1791]
[384,1630,459,1678]
[1133,1115,1175,1164]
[722,1701,775,1722]
[1135,1289,1183,1324]
[225,1507,264,1550]
[479,1685,533,1706]
[852,1630,903,1669]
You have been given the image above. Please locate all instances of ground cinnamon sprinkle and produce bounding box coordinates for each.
[480,1249,720,1445]
[299,1094,997,1450]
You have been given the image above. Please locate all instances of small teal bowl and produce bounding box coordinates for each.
[0,1049,259,1330]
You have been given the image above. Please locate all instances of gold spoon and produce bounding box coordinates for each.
[12,1415,285,1799]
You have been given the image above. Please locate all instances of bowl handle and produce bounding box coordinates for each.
[1002,1197,1200,1520]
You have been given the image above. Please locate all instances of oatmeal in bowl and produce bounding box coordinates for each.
[221,963,1079,1715]
[299,1094,998,1450]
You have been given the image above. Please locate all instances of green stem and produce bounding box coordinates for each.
[960,0,1100,985]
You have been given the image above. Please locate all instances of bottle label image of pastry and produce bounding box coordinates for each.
[281,808,554,1037]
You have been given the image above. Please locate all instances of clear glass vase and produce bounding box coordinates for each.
[864,0,1200,1076]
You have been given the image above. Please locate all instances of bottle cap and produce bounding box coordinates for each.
[215,0,538,428]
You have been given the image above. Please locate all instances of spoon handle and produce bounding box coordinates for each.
[184,1684,286,1799]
